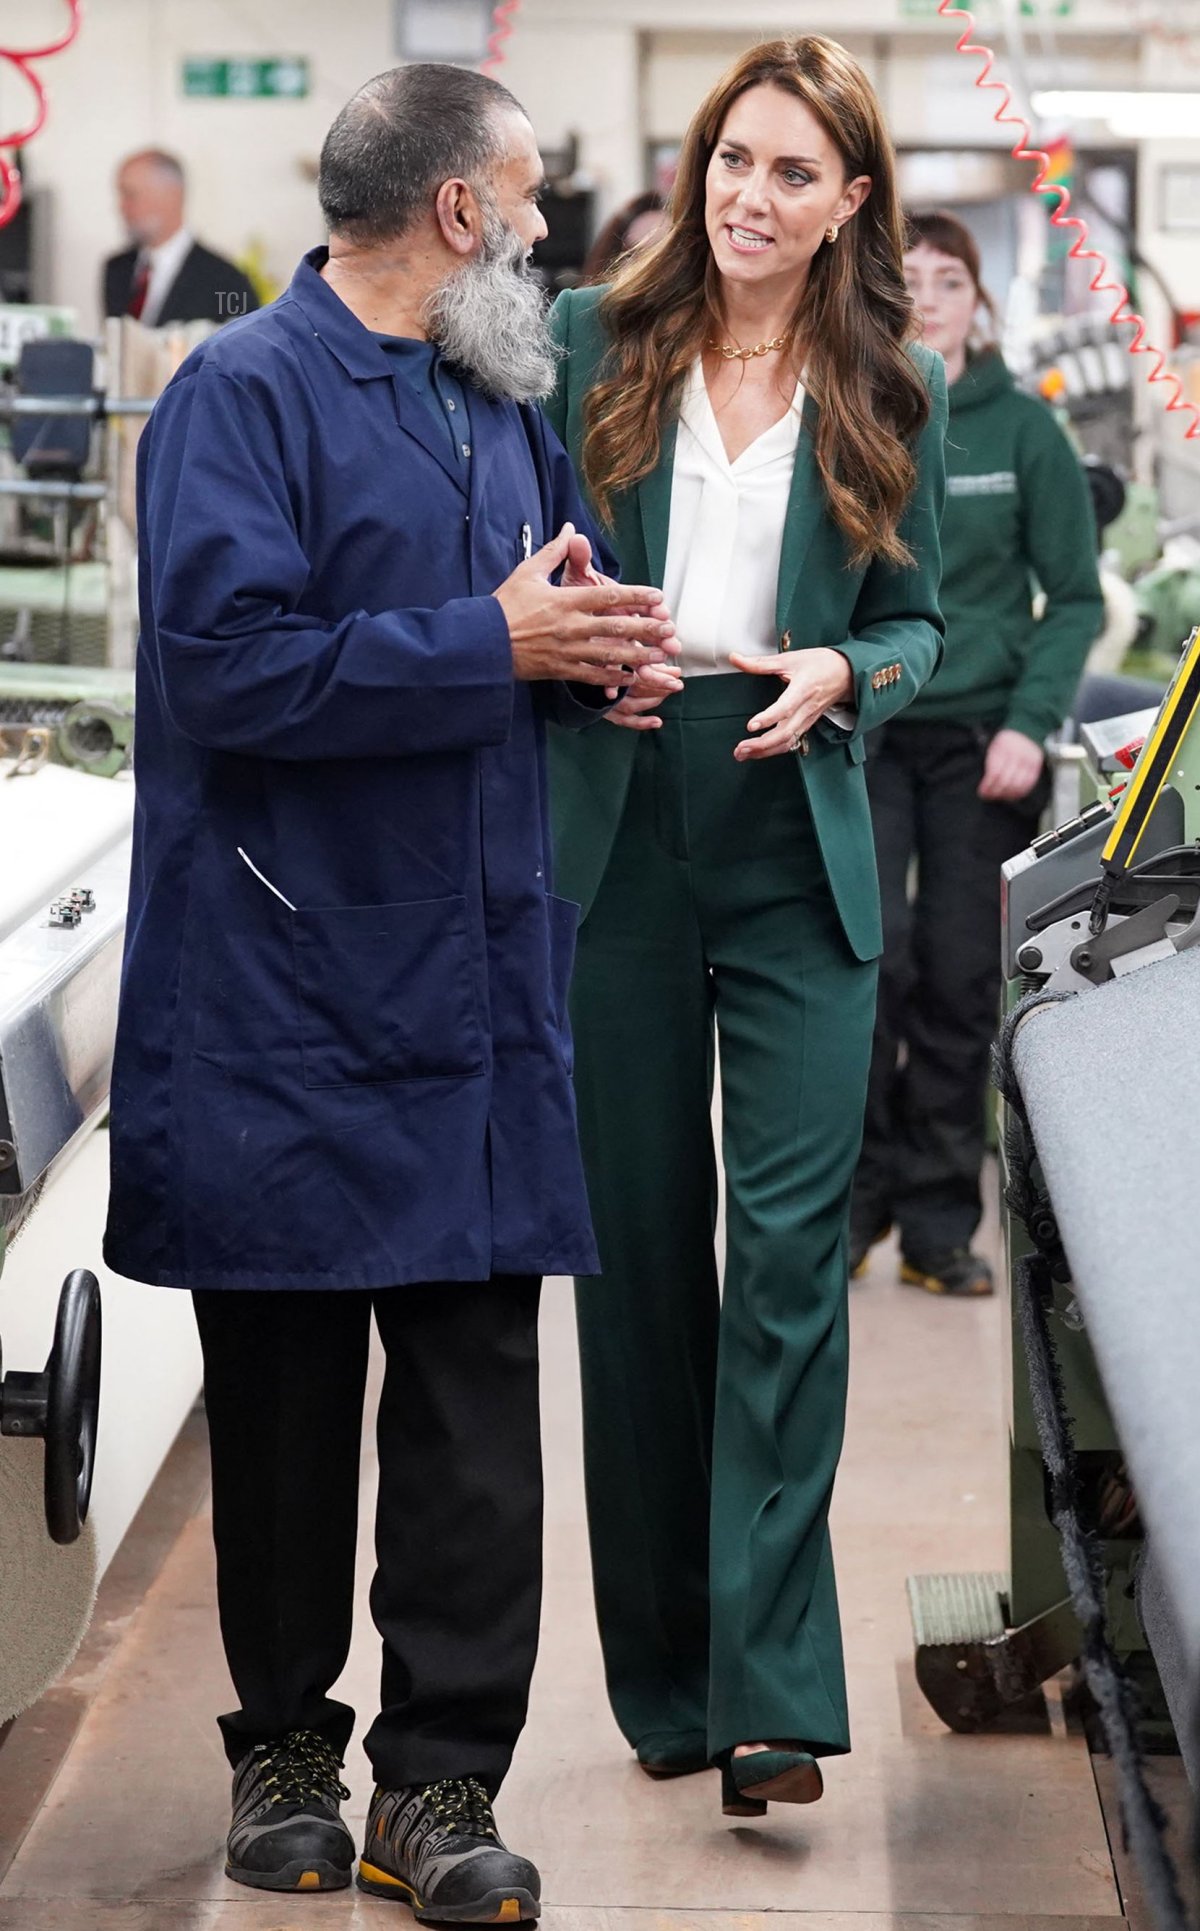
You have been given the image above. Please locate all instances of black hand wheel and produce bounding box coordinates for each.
[44,1269,102,1545]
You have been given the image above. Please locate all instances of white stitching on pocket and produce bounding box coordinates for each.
[236,847,297,911]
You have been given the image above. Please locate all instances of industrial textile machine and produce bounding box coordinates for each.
[0,318,206,1728]
[0,662,133,782]
[0,676,134,1727]
[909,629,1200,1902]
[0,680,133,1529]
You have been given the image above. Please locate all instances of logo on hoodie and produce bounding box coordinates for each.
[947,470,1017,498]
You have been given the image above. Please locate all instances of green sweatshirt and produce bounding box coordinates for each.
[904,348,1103,744]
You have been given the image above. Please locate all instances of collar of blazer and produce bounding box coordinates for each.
[635,386,826,642]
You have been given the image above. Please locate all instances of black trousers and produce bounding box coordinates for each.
[853,720,1045,1257]
[192,1275,543,1797]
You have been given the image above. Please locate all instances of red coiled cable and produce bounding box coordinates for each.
[0,0,83,231]
[938,0,1199,440]
[481,0,522,77]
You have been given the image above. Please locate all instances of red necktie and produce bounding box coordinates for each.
[127,255,151,320]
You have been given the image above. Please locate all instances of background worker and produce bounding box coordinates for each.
[851,207,1104,1297]
[104,149,259,326]
[580,191,668,284]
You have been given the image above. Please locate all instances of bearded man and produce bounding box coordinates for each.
[103,62,676,1918]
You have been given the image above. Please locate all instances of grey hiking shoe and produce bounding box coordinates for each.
[226,1729,354,1892]
[358,1777,540,1921]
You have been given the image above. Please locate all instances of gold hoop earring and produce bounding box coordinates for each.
[826,224,840,243]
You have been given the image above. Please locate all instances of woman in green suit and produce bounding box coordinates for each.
[545,35,947,1816]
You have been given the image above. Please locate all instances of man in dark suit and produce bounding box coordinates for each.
[103,149,259,327]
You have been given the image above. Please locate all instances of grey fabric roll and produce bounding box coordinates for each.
[1012,945,1200,1775]
[1138,1544,1200,1788]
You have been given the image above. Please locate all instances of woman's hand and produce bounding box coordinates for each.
[728,647,854,761]
[600,665,687,731]
[560,532,684,726]
[978,728,1044,802]
[561,530,602,593]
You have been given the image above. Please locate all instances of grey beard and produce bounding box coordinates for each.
[422,209,560,404]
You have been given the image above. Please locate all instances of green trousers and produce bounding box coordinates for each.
[569,673,878,1765]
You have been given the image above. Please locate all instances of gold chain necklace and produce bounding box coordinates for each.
[709,335,791,361]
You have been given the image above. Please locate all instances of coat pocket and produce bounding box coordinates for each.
[291,896,483,1088]
[546,893,581,1036]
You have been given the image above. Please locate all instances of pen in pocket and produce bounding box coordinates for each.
[236,847,297,911]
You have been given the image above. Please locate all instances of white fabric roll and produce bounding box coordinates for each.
[0,765,134,946]
[0,1436,97,1721]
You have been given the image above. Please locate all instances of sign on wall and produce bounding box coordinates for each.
[181,58,310,99]
[394,0,493,64]
[1160,166,1200,234]
[899,0,1075,13]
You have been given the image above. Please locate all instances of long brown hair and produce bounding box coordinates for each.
[582,36,928,568]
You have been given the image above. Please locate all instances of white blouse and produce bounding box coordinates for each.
[663,359,802,679]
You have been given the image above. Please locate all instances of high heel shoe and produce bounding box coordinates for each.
[635,1732,709,1780]
[719,1758,767,1818]
[723,1748,824,1813]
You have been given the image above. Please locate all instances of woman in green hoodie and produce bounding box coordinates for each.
[851,208,1103,1296]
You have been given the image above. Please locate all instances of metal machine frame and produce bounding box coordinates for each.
[0,748,134,1546]
[911,629,1200,1736]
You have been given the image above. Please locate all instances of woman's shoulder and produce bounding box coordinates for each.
[549,284,615,408]
[900,342,948,441]
[550,282,611,351]
[1006,382,1068,435]
[561,281,611,316]
[954,354,1078,456]
[1007,388,1087,486]
[906,340,946,396]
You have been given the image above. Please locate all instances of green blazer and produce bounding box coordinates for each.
[544,283,948,962]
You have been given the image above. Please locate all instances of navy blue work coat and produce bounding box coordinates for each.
[104,249,610,1290]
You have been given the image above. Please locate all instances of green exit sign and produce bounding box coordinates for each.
[182,57,310,99]
[900,0,1073,12]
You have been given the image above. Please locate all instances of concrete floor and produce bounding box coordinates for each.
[0,1220,1126,1930]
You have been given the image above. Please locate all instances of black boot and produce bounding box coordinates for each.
[900,1247,994,1297]
[225,1730,354,1892]
[849,1214,892,1280]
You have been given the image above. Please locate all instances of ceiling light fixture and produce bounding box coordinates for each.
[1031,90,1200,139]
